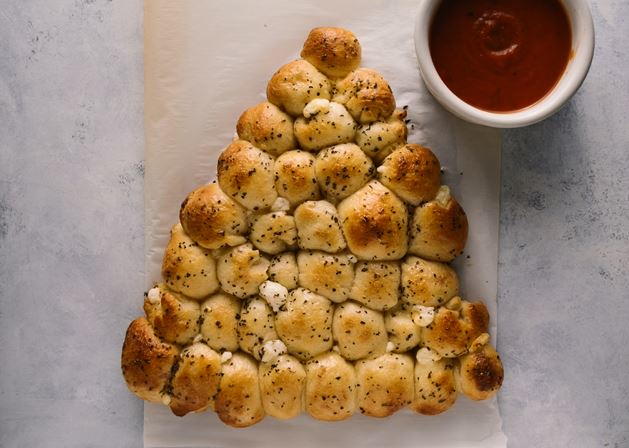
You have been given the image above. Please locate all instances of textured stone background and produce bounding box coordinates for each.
[0,1,627,447]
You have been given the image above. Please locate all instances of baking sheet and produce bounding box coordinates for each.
[143,0,505,446]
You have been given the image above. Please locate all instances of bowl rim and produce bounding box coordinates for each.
[414,0,595,128]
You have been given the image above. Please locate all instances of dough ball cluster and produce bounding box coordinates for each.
[121,27,503,428]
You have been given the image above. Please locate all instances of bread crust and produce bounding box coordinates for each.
[401,257,459,307]
[275,288,333,360]
[301,27,361,79]
[121,318,179,403]
[458,343,504,401]
[409,186,469,262]
[333,68,396,123]
[410,358,457,415]
[422,300,490,358]
[169,343,222,416]
[259,354,306,419]
[378,144,441,205]
[217,140,277,211]
[337,180,408,260]
[237,102,296,156]
[356,353,414,417]
[161,223,219,299]
[305,351,357,421]
[179,183,248,250]
[267,60,331,116]
[215,352,265,427]
[143,286,200,345]
[122,26,503,426]
[274,150,320,206]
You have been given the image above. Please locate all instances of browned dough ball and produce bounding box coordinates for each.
[121,317,179,403]
[274,150,320,206]
[422,299,489,358]
[355,353,414,417]
[161,223,219,299]
[259,354,307,419]
[332,301,388,361]
[458,342,504,401]
[294,100,357,151]
[410,357,457,415]
[301,27,361,79]
[200,293,240,352]
[294,200,346,252]
[355,109,408,162]
[179,183,248,250]
[168,343,222,416]
[337,180,408,260]
[377,143,441,205]
[409,186,469,262]
[267,59,331,116]
[305,351,357,421]
[315,143,375,202]
[275,288,333,360]
[214,352,265,428]
[400,256,459,307]
[143,285,200,345]
[333,68,396,123]
[350,260,401,311]
[236,102,296,156]
[217,140,277,211]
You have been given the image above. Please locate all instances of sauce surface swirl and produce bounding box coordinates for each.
[430,0,572,112]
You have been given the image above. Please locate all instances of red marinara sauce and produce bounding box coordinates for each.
[429,0,572,112]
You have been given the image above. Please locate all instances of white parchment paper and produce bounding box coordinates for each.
[143,0,505,446]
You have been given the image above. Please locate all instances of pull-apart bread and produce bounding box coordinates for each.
[122,27,503,427]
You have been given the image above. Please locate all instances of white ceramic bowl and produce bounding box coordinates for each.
[414,0,595,128]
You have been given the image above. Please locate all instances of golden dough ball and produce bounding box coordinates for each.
[297,251,356,303]
[168,343,222,416]
[300,27,361,79]
[275,288,333,360]
[161,223,219,300]
[250,211,297,255]
[200,293,241,352]
[259,354,307,420]
[267,252,298,290]
[355,353,414,417]
[216,243,269,299]
[384,307,421,353]
[337,180,408,260]
[294,200,346,252]
[422,299,489,358]
[121,317,179,403]
[400,256,459,307]
[377,144,441,205]
[410,357,457,415]
[349,261,400,311]
[274,150,320,206]
[332,301,388,361]
[409,186,468,262]
[315,143,375,202]
[333,68,396,123]
[294,100,357,151]
[143,285,200,345]
[215,352,265,428]
[236,102,296,156]
[217,140,277,211]
[355,109,408,162]
[238,297,278,360]
[305,351,357,421]
[267,59,332,116]
[179,183,248,250]
[458,342,504,401]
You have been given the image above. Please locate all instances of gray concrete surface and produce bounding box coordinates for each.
[0,1,627,447]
